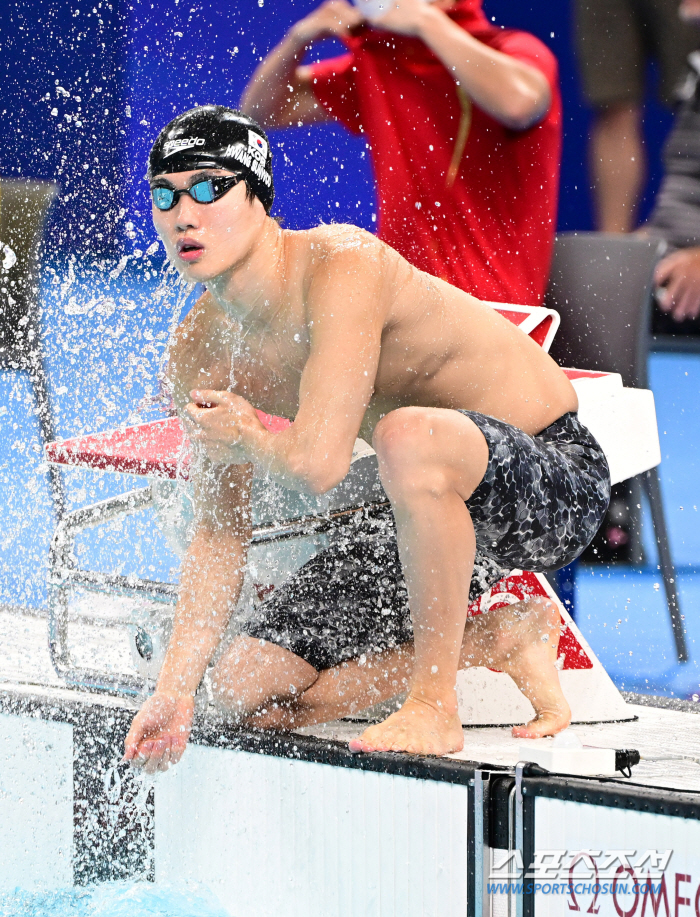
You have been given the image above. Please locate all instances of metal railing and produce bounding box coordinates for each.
[47,483,388,697]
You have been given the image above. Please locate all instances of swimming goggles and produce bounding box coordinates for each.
[150,174,242,211]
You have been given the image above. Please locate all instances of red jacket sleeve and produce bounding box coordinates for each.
[488,30,559,97]
[308,53,364,135]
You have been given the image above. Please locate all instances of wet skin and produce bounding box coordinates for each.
[123,171,577,769]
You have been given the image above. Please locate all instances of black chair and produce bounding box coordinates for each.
[545,232,688,663]
[0,178,65,518]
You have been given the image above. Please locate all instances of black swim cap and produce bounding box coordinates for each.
[147,105,274,213]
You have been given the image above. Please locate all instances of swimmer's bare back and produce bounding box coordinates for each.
[168,224,577,441]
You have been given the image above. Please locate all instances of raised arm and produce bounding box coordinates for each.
[240,0,361,128]
[376,0,551,130]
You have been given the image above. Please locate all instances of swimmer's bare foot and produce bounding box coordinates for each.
[348,693,464,756]
[511,710,570,739]
[461,597,570,739]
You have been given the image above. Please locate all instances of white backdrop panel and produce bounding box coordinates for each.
[156,746,470,917]
[0,713,73,890]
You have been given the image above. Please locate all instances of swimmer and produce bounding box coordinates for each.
[123,105,610,770]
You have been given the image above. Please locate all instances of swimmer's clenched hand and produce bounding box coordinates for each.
[122,693,194,773]
[184,390,267,465]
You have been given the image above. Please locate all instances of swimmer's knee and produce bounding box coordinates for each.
[374,408,472,499]
[209,635,268,710]
[210,635,319,713]
[373,407,437,467]
[209,648,250,713]
[373,407,485,465]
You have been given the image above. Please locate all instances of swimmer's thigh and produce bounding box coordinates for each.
[461,411,611,573]
[241,507,510,669]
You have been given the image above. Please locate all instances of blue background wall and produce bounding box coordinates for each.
[0,0,128,253]
[0,0,687,256]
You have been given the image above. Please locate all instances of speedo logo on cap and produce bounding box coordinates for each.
[162,136,206,157]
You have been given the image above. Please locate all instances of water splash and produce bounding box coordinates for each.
[0,882,232,917]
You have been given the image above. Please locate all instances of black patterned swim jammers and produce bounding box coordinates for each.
[462,410,611,573]
[243,411,610,671]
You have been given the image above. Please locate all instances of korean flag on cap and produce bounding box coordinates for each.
[248,129,268,159]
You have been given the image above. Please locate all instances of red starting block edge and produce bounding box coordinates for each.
[45,370,608,481]
[45,410,290,481]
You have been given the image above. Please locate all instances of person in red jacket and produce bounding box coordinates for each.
[241,0,561,305]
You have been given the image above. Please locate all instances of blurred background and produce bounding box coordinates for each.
[0,0,679,249]
[0,0,698,698]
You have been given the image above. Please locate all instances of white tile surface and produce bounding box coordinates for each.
[0,713,73,889]
[155,745,469,917]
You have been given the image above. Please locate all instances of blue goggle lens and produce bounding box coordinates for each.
[189,179,216,203]
[152,186,175,210]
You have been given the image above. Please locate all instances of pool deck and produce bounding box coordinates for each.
[2,600,699,794]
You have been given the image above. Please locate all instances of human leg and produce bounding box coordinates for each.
[348,407,489,755]
[230,510,506,731]
[210,635,319,718]
[349,409,609,755]
[574,0,646,232]
[590,104,645,233]
[210,509,418,721]
[459,597,571,738]
[250,641,415,729]
[252,596,570,737]
[213,412,604,748]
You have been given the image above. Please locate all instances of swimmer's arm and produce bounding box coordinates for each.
[155,460,254,698]
[253,247,382,493]
[240,1,360,128]
[160,302,255,691]
[123,461,252,769]
[167,294,256,467]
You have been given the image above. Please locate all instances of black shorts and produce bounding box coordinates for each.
[243,412,610,671]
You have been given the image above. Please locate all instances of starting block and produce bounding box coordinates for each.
[45,305,658,725]
[460,569,630,724]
